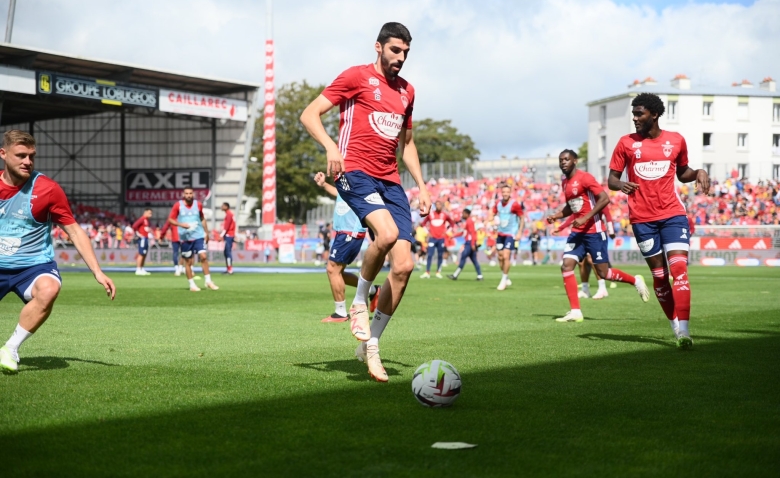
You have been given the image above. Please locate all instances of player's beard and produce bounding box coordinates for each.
[6,162,32,183]
[381,53,402,80]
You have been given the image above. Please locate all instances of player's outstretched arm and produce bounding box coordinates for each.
[677,166,710,195]
[399,128,430,216]
[61,223,116,300]
[300,95,343,176]
[314,172,338,198]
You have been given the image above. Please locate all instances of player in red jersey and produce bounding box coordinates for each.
[159,218,184,276]
[489,184,524,291]
[0,130,115,373]
[220,202,236,274]
[548,150,649,322]
[300,22,431,382]
[419,200,455,279]
[447,208,483,281]
[132,208,153,276]
[609,93,709,348]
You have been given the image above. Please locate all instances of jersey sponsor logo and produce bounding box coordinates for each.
[373,88,382,101]
[634,160,671,180]
[364,193,385,205]
[662,141,674,158]
[0,236,22,256]
[335,200,352,216]
[368,77,379,87]
[11,208,27,220]
[637,238,654,253]
[368,112,404,140]
[632,141,643,148]
[634,149,642,159]
[568,197,584,213]
[431,219,444,227]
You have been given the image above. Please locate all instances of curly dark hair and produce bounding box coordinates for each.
[559,149,578,159]
[631,93,665,118]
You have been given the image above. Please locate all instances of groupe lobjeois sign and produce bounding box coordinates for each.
[37,72,158,108]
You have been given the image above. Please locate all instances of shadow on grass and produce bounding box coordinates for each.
[4,335,779,477]
[19,356,119,372]
[294,358,413,382]
[578,333,673,347]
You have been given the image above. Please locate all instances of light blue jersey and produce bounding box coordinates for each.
[497,199,520,236]
[0,171,55,269]
[332,193,365,234]
[176,200,205,241]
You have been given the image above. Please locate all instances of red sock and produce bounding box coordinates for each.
[606,268,635,285]
[562,271,580,309]
[668,255,690,321]
[651,267,676,320]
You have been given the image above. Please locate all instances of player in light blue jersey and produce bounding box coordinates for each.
[489,183,525,291]
[314,172,379,323]
[167,187,218,292]
[0,130,116,374]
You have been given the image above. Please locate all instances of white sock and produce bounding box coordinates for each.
[367,337,379,347]
[335,301,347,317]
[598,279,607,292]
[205,274,212,283]
[136,267,142,273]
[188,279,196,288]
[501,273,508,283]
[5,324,32,355]
[582,283,590,294]
[353,274,372,305]
[453,267,462,277]
[571,308,582,315]
[678,320,689,335]
[669,317,680,333]
[370,309,392,341]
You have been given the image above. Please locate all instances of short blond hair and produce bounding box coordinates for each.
[3,130,36,149]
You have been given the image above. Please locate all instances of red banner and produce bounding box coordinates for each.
[245,239,276,251]
[272,223,296,246]
[262,39,277,225]
[699,238,770,250]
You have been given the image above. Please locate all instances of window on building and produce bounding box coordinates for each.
[599,135,606,158]
[600,165,607,182]
[773,134,780,155]
[774,164,780,180]
[737,103,749,120]
[737,163,748,179]
[737,133,748,149]
[703,163,712,176]
[599,105,606,128]
[702,101,713,117]
[773,104,780,122]
[703,132,713,150]
[667,100,677,121]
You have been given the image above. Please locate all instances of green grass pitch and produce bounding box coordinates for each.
[1,265,778,477]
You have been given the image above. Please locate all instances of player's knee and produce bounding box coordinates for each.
[392,255,415,278]
[373,228,399,252]
[33,279,61,306]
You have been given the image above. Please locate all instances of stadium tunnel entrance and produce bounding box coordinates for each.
[0,44,260,231]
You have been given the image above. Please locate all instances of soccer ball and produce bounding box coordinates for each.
[314,259,322,266]
[411,360,462,407]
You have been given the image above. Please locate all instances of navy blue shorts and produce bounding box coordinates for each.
[335,171,413,243]
[328,233,365,265]
[137,237,149,256]
[0,261,62,304]
[563,232,609,264]
[632,215,690,258]
[495,234,516,252]
[181,238,206,258]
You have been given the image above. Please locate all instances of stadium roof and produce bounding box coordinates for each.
[0,43,260,125]
[587,82,779,106]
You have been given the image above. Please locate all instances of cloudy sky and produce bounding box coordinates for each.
[5,0,779,159]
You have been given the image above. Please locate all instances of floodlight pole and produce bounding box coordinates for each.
[5,0,16,43]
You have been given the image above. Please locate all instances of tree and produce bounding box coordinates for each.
[409,119,480,166]
[245,81,338,223]
[578,141,588,167]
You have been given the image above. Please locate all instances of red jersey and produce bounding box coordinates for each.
[562,169,606,234]
[0,172,75,225]
[460,217,477,247]
[421,210,454,239]
[609,130,688,223]
[222,210,236,237]
[321,64,415,184]
[132,217,151,239]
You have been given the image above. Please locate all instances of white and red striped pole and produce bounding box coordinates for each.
[261,1,276,226]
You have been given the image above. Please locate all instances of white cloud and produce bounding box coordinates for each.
[5,0,780,158]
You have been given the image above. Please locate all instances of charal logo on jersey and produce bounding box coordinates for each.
[634,160,670,180]
[662,141,674,158]
[368,112,404,140]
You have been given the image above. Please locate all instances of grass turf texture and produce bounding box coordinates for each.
[1,266,778,477]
